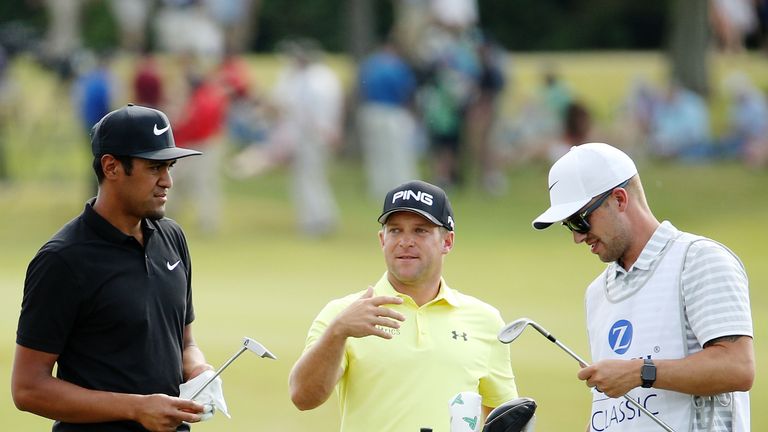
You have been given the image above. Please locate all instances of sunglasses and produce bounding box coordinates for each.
[562,179,630,234]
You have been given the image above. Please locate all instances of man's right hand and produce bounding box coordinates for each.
[330,287,406,339]
[133,393,205,432]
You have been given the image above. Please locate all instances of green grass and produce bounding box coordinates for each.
[0,52,766,431]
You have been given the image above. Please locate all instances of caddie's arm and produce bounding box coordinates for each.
[656,242,756,396]
[289,287,404,410]
[578,336,754,397]
[11,344,205,431]
[652,335,754,395]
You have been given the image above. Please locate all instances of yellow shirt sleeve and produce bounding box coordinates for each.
[479,310,519,407]
[303,292,363,372]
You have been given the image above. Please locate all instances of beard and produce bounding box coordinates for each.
[144,205,166,221]
[597,229,631,264]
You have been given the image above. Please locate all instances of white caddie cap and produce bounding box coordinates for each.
[532,143,637,230]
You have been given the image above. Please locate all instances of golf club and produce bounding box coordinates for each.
[498,318,675,432]
[482,397,537,432]
[189,336,277,400]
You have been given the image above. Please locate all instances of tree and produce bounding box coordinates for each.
[345,0,375,60]
[668,0,710,96]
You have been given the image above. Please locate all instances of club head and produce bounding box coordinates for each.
[482,397,537,432]
[243,337,277,360]
[498,318,534,344]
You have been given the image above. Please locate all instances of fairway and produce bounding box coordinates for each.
[0,52,766,431]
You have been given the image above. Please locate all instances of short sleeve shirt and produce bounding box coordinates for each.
[304,273,518,432]
[16,201,195,432]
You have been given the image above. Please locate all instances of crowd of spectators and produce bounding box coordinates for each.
[1,0,767,237]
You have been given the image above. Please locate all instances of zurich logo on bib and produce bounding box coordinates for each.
[608,320,633,355]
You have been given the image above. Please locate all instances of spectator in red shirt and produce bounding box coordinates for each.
[166,70,229,235]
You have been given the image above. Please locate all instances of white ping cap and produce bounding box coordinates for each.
[532,143,637,230]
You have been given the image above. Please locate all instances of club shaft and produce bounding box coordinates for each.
[190,346,247,400]
[621,394,675,432]
[552,339,590,367]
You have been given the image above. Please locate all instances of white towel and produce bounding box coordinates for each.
[179,370,230,420]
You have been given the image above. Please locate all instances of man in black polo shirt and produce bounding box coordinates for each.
[12,104,214,431]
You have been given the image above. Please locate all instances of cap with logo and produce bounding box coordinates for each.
[532,142,637,230]
[378,180,455,231]
[90,103,202,160]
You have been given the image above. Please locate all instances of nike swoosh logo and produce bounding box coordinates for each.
[548,180,559,191]
[154,124,170,136]
[166,260,181,271]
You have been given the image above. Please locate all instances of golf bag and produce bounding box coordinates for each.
[482,397,537,432]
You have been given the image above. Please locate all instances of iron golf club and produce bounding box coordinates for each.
[189,337,277,400]
[498,318,675,432]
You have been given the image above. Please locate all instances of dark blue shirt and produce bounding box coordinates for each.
[358,50,416,107]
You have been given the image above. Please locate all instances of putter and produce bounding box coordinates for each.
[189,337,277,400]
[498,318,675,432]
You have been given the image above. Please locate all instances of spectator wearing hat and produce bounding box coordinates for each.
[12,104,219,431]
[532,143,754,431]
[289,180,519,431]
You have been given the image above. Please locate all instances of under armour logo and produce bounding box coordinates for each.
[452,331,468,341]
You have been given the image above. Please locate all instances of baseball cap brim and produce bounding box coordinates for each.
[131,147,202,161]
[378,208,444,228]
[532,199,589,230]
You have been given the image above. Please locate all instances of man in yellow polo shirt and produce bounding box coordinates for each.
[289,180,518,431]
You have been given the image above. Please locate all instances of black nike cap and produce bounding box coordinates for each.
[90,104,201,160]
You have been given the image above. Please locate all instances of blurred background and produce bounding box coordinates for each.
[0,0,766,430]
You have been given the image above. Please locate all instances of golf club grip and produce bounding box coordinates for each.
[189,369,224,400]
